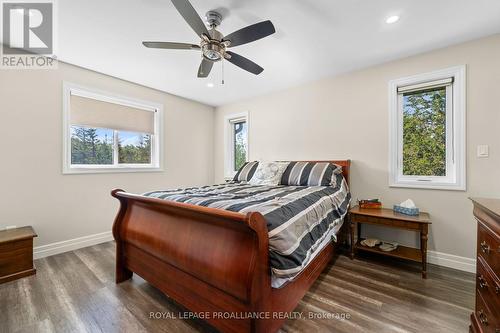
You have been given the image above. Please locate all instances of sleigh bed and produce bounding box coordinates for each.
[111,160,350,333]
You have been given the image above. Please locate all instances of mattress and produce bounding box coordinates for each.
[143,172,351,288]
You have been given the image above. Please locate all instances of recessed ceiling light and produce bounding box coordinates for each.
[386,15,400,24]
[207,82,214,88]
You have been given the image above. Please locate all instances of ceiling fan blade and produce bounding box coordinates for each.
[142,41,200,50]
[225,51,263,75]
[171,0,209,38]
[198,58,214,78]
[223,20,275,48]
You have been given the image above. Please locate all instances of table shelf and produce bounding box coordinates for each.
[354,239,422,263]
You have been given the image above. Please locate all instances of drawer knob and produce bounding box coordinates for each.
[478,275,488,289]
[480,241,490,254]
[478,310,488,325]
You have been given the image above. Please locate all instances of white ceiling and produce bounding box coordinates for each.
[58,0,500,106]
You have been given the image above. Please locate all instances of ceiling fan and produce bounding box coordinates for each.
[142,0,276,78]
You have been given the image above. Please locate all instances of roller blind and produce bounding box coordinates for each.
[229,117,246,124]
[397,77,453,94]
[70,93,156,134]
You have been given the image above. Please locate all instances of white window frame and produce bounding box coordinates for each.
[388,66,466,190]
[62,82,164,174]
[224,112,249,179]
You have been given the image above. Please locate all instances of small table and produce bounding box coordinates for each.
[0,226,37,284]
[349,206,431,278]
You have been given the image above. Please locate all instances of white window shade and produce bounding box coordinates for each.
[397,77,453,94]
[70,94,156,134]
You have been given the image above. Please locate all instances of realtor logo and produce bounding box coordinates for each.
[1,1,57,68]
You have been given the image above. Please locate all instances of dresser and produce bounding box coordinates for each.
[470,198,500,333]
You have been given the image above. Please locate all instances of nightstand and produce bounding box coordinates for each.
[349,206,431,278]
[0,226,37,284]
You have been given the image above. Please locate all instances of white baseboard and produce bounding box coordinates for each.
[427,250,476,273]
[33,231,113,260]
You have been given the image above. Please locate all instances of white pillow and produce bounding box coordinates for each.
[249,162,289,186]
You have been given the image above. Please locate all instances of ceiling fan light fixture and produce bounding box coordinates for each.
[201,40,225,61]
[204,49,221,61]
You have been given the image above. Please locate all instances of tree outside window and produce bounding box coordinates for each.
[233,121,247,171]
[402,87,446,177]
[71,126,152,165]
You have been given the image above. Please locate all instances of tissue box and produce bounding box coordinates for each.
[393,205,419,216]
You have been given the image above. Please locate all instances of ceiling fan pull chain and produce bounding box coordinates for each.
[222,58,225,85]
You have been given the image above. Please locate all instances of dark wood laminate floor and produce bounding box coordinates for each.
[0,242,475,333]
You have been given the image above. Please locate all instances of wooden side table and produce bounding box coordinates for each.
[0,226,37,284]
[349,206,431,278]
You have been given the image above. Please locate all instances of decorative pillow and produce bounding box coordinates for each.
[249,162,290,186]
[280,162,342,186]
[233,161,259,182]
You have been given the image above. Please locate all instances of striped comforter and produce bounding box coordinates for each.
[143,173,351,287]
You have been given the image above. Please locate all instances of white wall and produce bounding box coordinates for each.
[0,61,214,248]
[214,34,500,261]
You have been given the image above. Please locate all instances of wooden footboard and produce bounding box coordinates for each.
[112,160,350,333]
[112,190,274,332]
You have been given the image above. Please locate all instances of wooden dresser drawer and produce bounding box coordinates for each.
[475,289,500,333]
[477,257,500,319]
[477,221,499,274]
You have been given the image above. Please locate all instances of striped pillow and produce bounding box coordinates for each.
[233,161,259,182]
[280,162,342,186]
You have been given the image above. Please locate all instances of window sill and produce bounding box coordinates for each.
[63,167,163,175]
[389,181,466,191]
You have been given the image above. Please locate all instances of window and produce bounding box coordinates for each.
[389,66,466,190]
[224,113,248,178]
[63,83,163,174]
[233,121,248,171]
